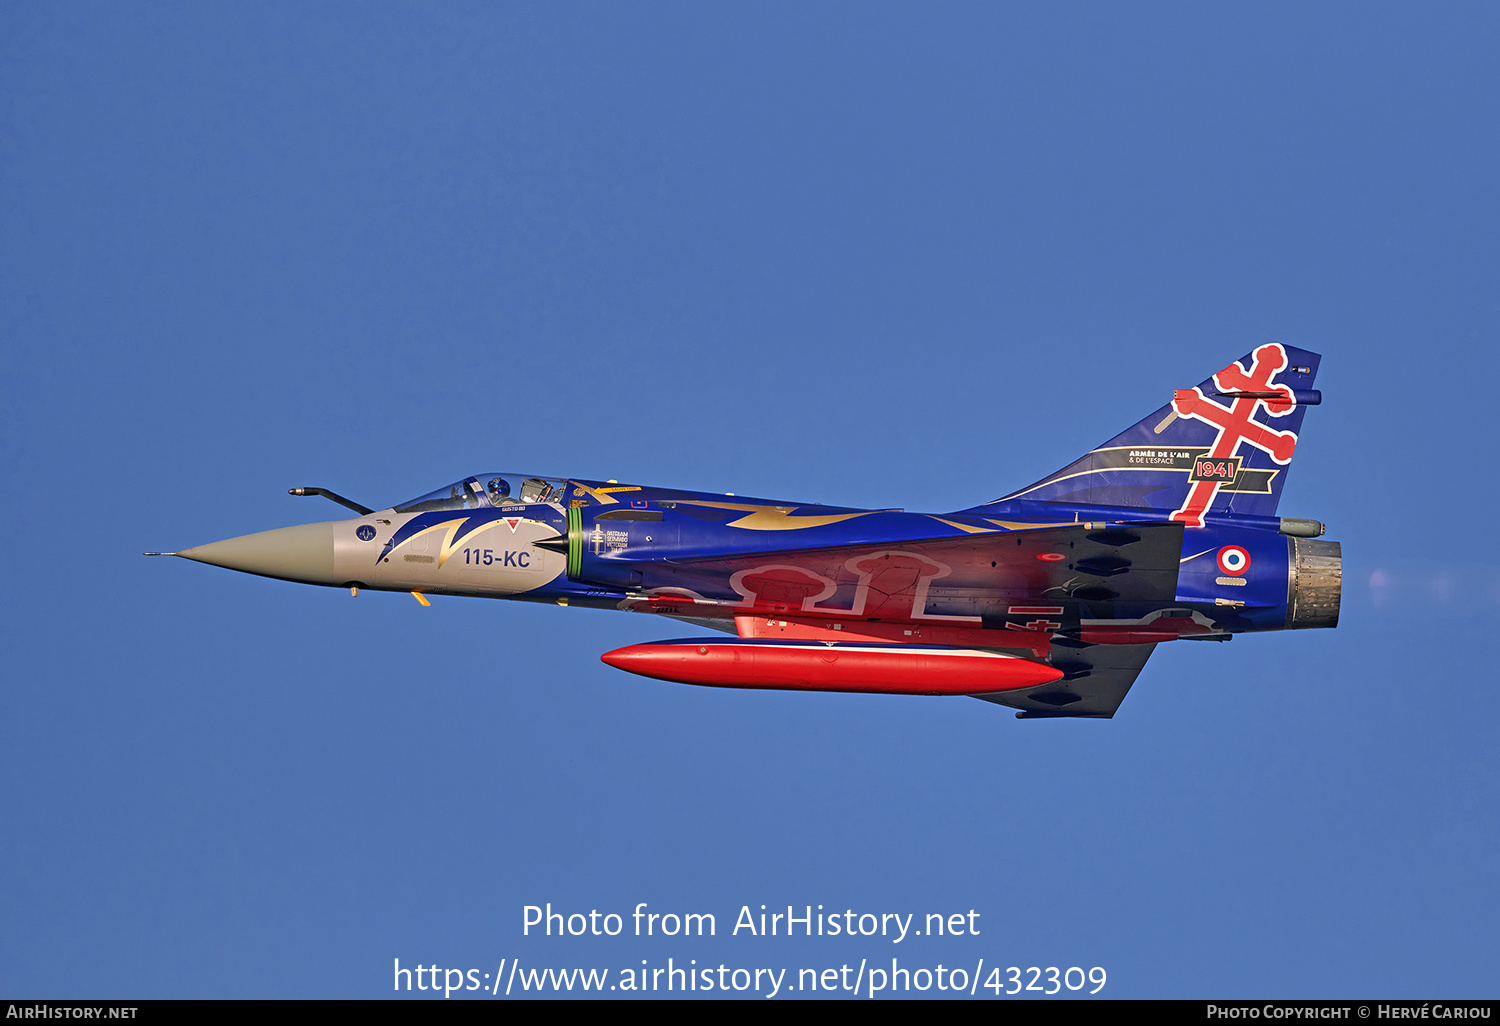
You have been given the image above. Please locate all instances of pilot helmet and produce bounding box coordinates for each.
[487,477,512,503]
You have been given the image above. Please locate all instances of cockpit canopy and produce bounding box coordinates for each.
[394,474,568,513]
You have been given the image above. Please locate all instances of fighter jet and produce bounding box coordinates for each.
[150,344,1339,718]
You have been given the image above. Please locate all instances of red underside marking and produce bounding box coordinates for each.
[1079,617,1210,645]
[600,643,1064,695]
[647,611,1208,651]
[734,615,1052,658]
[632,593,697,607]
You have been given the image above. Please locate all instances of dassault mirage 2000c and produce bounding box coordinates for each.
[150,344,1339,718]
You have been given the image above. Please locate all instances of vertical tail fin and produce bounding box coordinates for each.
[974,344,1322,523]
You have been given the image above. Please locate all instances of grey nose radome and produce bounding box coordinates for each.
[177,521,337,586]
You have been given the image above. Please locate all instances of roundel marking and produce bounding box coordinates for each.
[1217,545,1250,576]
[1037,552,1066,562]
[356,525,377,542]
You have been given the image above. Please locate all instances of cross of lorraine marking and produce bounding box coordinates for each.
[1170,343,1299,528]
[1007,618,1062,633]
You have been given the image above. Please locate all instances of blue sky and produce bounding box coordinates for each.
[3,2,1497,999]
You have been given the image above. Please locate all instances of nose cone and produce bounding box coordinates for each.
[178,521,337,586]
